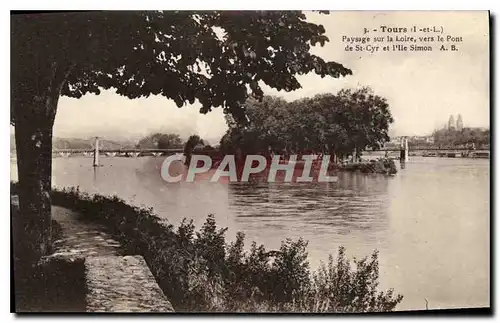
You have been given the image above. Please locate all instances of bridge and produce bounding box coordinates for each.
[51,148,189,161]
[53,148,184,155]
[51,147,488,155]
[52,147,485,153]
[377,147,488,151]
[48,138,489,160]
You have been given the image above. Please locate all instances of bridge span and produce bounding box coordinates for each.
[48,137,489,159]
[53,148,184,157]
[51,147,489,158]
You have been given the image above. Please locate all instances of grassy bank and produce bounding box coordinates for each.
[11,182,403,312]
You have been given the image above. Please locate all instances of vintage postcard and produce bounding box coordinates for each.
[10,10,490,313]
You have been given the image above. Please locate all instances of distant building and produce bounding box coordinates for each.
[407,135,434,145]
[389,136,402,145]
[448,115,456,130]
[456,114,464,131]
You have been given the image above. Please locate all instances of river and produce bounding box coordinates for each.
[10,156,490,311]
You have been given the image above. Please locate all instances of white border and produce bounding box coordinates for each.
[2,1,497,322]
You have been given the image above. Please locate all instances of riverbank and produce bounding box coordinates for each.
[11,181,403,312]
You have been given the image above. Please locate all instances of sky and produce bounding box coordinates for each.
[51,11,490,144]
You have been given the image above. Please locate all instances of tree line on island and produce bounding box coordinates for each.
[136,133,212,151]
[220,87,394,162]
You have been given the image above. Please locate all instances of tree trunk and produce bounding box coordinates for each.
[11,17,74,262]
[14,86,61,261]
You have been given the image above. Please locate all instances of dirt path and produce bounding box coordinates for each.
[51,206,124,258]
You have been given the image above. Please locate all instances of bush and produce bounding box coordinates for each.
[11,182,403,312]
[14,257,87,312]
[340,158,397,175]
[310,247,403,312]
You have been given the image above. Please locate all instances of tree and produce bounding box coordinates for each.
[314,88,393,159]
[158,133,183,149]
[432,127,490,148]
[221,88,393,160]
[137,133,183,149]
[11,11,351,258]
[221,96,290,154]
[184,134,205,152]
[184,134,206,165]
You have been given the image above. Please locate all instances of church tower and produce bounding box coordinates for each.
[448,115,456,130]
[456,114,464,131]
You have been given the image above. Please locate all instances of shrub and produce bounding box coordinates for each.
[310,247,403,312]
[340,158,397,175]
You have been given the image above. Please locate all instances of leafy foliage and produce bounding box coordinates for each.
[184,135,205,154]
[11,11,351,125]
[221,87,393,159]
[432,127,490,148]
[340,158,397,175]
[36,183,403,312]
[310,247,403,312]
[136,133,184,149]
[183,134,206,165]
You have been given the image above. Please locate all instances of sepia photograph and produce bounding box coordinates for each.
[10,10,490,314]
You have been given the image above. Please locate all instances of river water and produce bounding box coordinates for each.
[11,156,490,310]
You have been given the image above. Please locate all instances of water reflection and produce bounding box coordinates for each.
[227,175,390,239]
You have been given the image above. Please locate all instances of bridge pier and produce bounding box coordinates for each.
[93,137,100,167]
[400,137,409,163]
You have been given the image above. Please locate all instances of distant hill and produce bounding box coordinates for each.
[53,138,93,150]
[11,135,137,151]
[10,132,221,152]
[53,138,138,150]
[93,138,137,150]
